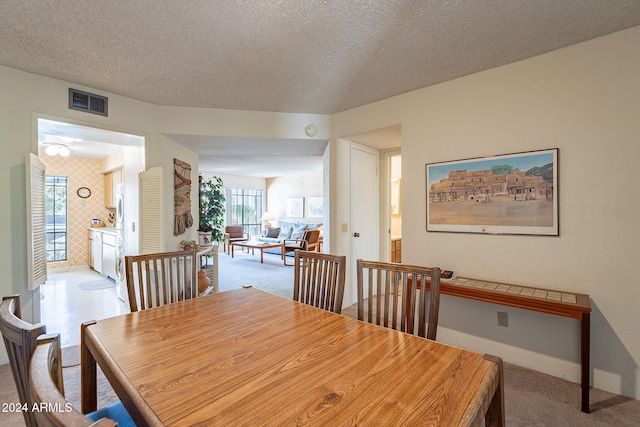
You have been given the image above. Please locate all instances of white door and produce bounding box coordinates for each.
[349,147,379,303]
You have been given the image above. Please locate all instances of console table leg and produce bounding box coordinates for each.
[581,312,591,413]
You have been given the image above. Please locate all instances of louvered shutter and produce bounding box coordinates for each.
[27,153,47,289]
[139,167,163,254]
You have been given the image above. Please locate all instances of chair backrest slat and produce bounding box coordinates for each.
[294,250,346,314]
[125,248,198,312]
[356,260,442,340]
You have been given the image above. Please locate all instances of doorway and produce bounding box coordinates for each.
[37,117,144,270]
[35,116,145,343]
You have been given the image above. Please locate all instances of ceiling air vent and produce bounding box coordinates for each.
[68,88,108,116]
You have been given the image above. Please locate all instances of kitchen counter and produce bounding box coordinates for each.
[89,226,117,234]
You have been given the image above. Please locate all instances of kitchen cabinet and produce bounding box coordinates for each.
[102,232,116,279]
[88,230,102,272]
[88,228,116,279]
[391,238,401,263]
[104,169,122,209]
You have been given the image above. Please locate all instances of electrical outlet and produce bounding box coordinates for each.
[497,312,509,327]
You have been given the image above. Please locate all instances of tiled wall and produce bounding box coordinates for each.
[40,154,113,268]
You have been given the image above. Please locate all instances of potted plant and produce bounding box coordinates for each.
[199,175,225,245]
[179,240,197,251]
[197,224,213,247]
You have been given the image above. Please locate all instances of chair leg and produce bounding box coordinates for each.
[283,248,292,266]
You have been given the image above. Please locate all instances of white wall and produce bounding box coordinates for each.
[153,133,200,249]
[205,173,266,192]
[266,172,323,222]
[330,26,640,399]
[157,105,330,141]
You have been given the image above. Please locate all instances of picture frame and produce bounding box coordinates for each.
[306,196,323,218]
[286,197,304,217]
[426,148,558,236]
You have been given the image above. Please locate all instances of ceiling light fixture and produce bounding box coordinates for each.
[43,142,71,157]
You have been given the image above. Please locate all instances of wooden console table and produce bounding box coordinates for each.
[413,276,592,413]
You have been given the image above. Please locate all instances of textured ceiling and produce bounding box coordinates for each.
[4,1,640,176]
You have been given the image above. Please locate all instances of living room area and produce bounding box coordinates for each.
[206,163,325,268]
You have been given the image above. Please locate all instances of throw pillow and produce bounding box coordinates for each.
[265,226,280,238]
[290,224,307,240]
[277,223,294,239]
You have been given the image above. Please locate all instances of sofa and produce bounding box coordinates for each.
[258,221,322,256]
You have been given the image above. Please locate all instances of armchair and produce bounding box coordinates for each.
[223,225,248,254]
[282,229,320,265]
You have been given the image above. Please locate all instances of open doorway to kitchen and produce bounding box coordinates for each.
[36,116,145,347]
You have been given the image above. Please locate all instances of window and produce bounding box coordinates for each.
[229,189,263,235]
[45,176,68,261]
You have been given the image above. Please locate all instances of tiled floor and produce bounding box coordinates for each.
[40,267,130,348]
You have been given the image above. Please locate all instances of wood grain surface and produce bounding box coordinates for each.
[82,287,503,426]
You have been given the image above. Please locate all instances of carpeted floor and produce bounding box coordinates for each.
[217,247,294,299]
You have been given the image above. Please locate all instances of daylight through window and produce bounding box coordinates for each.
[45,175,68,261]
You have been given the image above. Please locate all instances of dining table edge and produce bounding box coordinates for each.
[81,319,163,426]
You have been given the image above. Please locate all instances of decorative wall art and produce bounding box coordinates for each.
[173,158,194,236]
[426,149,558,236]
[306,197,323,218]
[286,197,304,217]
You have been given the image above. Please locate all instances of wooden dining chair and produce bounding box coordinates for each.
[294,250,346,314]
[125,247,198,312]
[283,229,321,265]
[29,333,135,427]
[0,295,46,427]
[356,260,442,340]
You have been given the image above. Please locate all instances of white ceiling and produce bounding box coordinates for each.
[37,118,139,159]
[8,1,640,176]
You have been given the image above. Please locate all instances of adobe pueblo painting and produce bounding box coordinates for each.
[426,149,558,236]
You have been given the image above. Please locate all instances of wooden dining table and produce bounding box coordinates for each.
[81,287,505,426]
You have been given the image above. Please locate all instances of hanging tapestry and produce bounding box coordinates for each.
[174,158,194,236]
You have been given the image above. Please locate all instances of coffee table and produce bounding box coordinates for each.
[230,240,283,263]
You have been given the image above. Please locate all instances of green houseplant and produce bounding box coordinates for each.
[199,175,225,244]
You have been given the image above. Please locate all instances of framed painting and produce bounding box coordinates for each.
[426,148,558,236]
[306,197,323,218]
[286,197,304,217]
